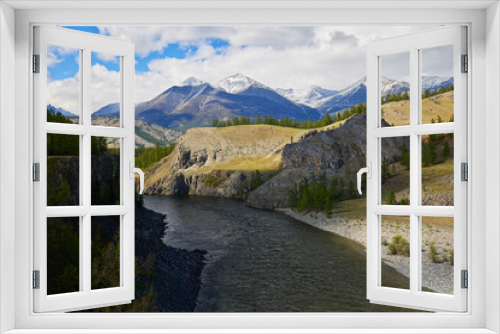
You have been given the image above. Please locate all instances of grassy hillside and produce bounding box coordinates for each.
[145,124,309,188]
[382,91,454,126]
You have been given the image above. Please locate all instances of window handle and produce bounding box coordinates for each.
[129,162,145,195]
[357,162,371,195]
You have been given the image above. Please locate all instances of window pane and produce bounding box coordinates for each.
[47,134,80,206]
[92,216,120,290]
[91,137,120,205]
[380,215,410,290]
[421,216,454,294]
[381,137,410,205]
[91,52,121,127]
[47,45,80,124]
[380,52,410,127]
[47,217,80,295]
[421,45,454,124]
[421,134,454,206]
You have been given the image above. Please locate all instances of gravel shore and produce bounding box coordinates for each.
[280,208,454,294]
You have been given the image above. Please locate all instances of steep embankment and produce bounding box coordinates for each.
[143,125,308,198]
[246,114,406,209]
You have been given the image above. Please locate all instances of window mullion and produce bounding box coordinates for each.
[82,47,92,294]
[409,46,420,294]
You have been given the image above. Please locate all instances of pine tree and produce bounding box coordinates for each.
[422,142,437,167]
[323,112,332,126]
[402,90,409,101]
[348,178,356,199]
[288,185,298,208]
[387,189,396,205]
[400,141,410,170]
[381,157,391,181]
[442,140,451,160]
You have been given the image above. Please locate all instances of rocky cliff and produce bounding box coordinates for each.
[143,114,407,206]
[246,114,407,209]
[143,125,301,198]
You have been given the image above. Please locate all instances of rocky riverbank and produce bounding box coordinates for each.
[134,202,207,312]
[90,202,207,312]
[280,208,454,294]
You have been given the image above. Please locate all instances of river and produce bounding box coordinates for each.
[143,195,413,312]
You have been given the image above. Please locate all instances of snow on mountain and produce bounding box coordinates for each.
[316,78,367,114]
[276,86,338,108]
[421,76,454,92]
[216,73,266,94]
[180,76,206,87]
[380,76,410,96]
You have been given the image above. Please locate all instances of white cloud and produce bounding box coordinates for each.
[48,26,445,111]
[90,63,121,112]
[47,76,80,115]
[95,51,120,63]
[99,26,436,92]
[47,63,177,114]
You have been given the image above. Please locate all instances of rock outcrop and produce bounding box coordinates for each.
[143,114,407,206]
[246,114,407,209]
[144,125,296,198]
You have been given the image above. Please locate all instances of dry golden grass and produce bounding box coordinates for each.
[190,155,281,174]
[422,158,454,194]
[145,124,311,186]
[382,91,454,126]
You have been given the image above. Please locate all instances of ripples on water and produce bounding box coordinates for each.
[143,195,414,312]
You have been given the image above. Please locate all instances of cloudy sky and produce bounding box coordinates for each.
[47,25,448,115]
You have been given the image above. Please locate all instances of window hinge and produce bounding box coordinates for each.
[33,163,40,182]
[461,270,468,289]
[33,270,40,289]
[461,162,468,182]
[33,54,40,73]
[461,54,468,73]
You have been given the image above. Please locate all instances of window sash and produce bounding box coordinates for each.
[32,25,136,313]
[366,26,468,312]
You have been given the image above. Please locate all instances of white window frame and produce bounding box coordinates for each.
[365,26,467,312]
[1,1,498,333]
[33,25,136,312]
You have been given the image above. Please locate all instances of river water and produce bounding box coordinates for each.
[143,195,412,312]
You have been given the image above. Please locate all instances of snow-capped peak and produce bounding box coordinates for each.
[421,76,453,91]
[181,76,206,86]
[217,73,264,94]
[276,85,338,108]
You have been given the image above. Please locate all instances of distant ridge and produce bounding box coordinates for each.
[92,74,454,130]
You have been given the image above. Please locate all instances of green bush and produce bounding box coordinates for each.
[428,242,440,263]
[387,235,410,257]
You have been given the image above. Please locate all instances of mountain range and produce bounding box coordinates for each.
[132,74,320,130]
[54,73,454,131]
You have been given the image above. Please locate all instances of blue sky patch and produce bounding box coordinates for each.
[53,27,230,76]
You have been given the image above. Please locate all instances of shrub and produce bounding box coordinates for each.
[428,242,440,263]
[387,234,410,257]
